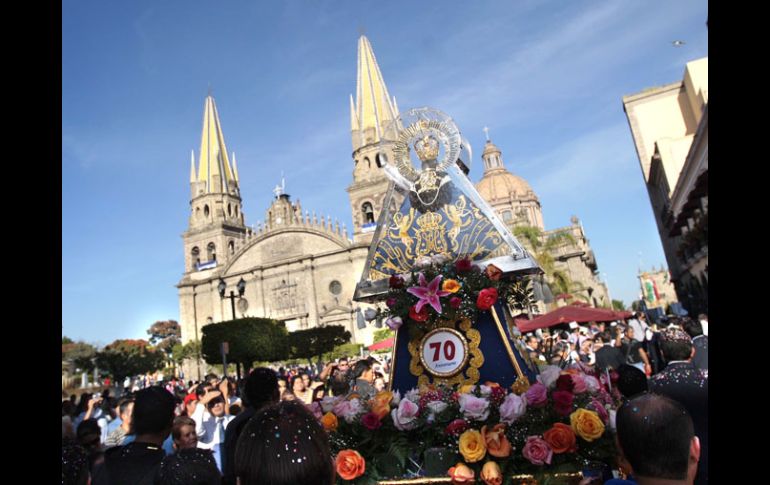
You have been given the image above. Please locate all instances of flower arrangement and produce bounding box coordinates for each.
[380,255,528,334]
[322,364,621,484]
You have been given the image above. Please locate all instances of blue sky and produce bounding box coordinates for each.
[63,0,708,346]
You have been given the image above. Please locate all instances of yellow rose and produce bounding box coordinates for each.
[481,461,502,485]
[459,384,475,394]
[442,279,462,293]
[321,412,338,432]
[458,429,487,463]
[570,408,605,442]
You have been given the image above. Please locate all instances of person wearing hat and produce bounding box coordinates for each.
[649,327,708,485]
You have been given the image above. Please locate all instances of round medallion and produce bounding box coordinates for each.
[419,327,469,378]
[329,280,342,295]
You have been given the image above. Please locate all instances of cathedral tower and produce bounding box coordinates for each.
[183,95,247,274]
[347,35,399,244]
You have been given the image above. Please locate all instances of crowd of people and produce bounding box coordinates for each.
[62,313,708,484]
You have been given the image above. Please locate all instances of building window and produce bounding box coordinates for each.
[228,240,235,255]
[204,205,210,218]
[362,202,375,224]
[207,242,216,262]
[376,153,388,168]
[228,204,232,217]
[329,280,342,295]
[235,205,239,217]
[191,247,200,269]
[364,157,371,168]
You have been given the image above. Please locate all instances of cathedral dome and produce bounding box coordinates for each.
[476,170,535,201]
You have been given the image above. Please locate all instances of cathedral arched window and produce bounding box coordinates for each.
[227,204,232,218]
[228,240,235,255]
[362,202,375,224]
[376,153,387,168]
[191,247,200,270]
[204,205,210,218]
[207,242,216,262]
[235,205,239,217]
[364,157,371,169]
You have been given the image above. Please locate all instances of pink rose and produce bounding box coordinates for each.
[589,398,609,424]
[361,412,382,430]
[537,366,562,389]
[583,375,601,393]
[391,397,420,430]
[459,394,490,421]
[386,297,397,308]
[525,383,548,407]
[333,398,362,423]
[499,392,527,424]
[522,436,553,465]
[570,374,588,394]
[385,317,403,331]
[552,390,574,417]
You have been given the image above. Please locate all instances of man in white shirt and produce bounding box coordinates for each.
[191,385,234,472]
[627,312,649,343]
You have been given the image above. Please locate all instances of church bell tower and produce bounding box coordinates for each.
[183,94,247,274]
[347,35,400,244]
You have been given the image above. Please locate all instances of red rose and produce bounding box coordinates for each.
[386,297,397,308]
[476,288,498,310]
[449,296,462,309]
[409,305,429,322]
[552,390,574,417]
[389,275,404,289]
[445,419,469,436]
[455,258,473,272]
[361,412,382,430]
[555,374,575,392]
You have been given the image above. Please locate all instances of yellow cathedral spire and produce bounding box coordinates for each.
[196,95,237,194]
[352,35,398,151]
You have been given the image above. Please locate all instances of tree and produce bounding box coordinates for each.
[513,226,576,288]
[172,340,202,367]
[62,341,97,372]
[289,325,352,365]
[612,299,626,311]
[95,339,165,381]
[373,328,394,344]
[147,320,181,357]
[62,336,73,345]
[201,318,289,372]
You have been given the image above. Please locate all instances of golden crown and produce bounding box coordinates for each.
[416,211,442,230]
[414,134,439,162]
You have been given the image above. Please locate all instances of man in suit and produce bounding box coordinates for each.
[682,318,707,371]
[92,387,175,485]
[648,328,707,484]
[222,367,280,485]
[594,331,625,372]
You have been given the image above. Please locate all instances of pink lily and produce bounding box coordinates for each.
[406,273,451,314]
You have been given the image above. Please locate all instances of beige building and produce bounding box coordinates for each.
[475,138,610,309]
[623,57,708,315]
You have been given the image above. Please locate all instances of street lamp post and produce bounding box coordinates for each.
[218,277,246,320]
[217,277,245,379]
